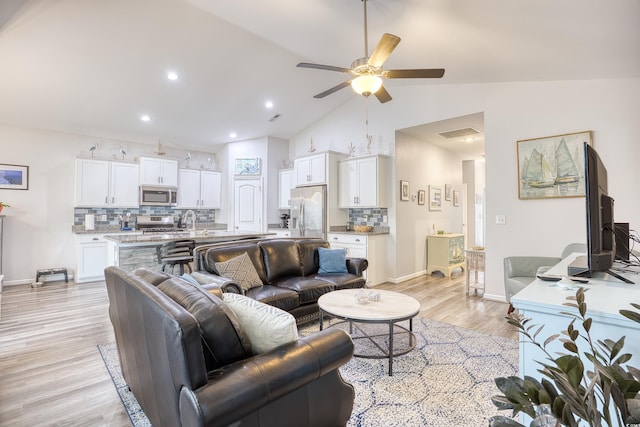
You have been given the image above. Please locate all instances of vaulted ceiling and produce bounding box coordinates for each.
[1,0,638,154]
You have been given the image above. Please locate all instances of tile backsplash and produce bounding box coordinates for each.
[348,208,388,227]
[73,207,215,227]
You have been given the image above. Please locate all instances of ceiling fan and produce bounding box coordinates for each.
[297,0,445,103]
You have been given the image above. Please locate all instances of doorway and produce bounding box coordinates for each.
[233,178,263,233]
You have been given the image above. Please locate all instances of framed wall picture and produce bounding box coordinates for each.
[445,184,452,201]
[234,158,261,175]
[517,130,592,200]
[428,185,442,211]
[453,190,460,206]
[400,180,409,201]
[0,164,29,190]
[417,190,425,205]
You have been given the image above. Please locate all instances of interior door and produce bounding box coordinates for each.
[234,178,262,233]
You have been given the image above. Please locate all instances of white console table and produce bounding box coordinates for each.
[512,254,640,425]
[426,233,465,277]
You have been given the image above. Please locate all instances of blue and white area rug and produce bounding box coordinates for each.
[98,317,518,427]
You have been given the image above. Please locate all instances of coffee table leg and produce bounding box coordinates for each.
[319,309,324,331]
[388,321,394,376]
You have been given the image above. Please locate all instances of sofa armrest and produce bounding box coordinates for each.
[179,328,354,427]
[189,271,243,294]
[346,257,368,276]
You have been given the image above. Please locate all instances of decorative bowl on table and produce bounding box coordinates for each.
[353,225,373,233]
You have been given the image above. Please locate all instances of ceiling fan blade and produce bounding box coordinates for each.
[368,33,401,68]
[297,62,351,73]
[386,68,446,79]
[313,80,352,98]
[374,85,392,103]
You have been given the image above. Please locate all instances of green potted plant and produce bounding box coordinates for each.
[490,288,640,427]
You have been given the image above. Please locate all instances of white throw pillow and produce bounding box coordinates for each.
[222,293,298,354]
[215,252,263,292]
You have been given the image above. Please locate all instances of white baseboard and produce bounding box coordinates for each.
[386,270,427,284]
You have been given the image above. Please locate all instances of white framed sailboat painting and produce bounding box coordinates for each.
[517,130,592,200]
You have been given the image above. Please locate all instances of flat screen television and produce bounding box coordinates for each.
[569,142,632,283]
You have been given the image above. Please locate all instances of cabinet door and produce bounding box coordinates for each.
[139,157,162,185]
[160,159,178,186]
[200,171,221,209]
[278,169,293,209]
[76,159,109,207]
[178,169,201,208]
[76,235,108,283]
[294,157,310,186]
[338,160,358,208]
[308,153,326,184]
[110,162,139,207]
[356,157,378,207]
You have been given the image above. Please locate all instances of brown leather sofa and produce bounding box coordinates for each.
[191,238,368,325]
[104,266,355,427]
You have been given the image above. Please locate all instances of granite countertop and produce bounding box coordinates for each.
[104,230,274,246]
[72,222,226,234]
[328,226,390,236]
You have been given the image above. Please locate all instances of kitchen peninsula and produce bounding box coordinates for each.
[105,230,273,272]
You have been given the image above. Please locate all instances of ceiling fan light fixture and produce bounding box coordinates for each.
[351,75,382,96]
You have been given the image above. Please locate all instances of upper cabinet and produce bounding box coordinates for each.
[178,169,221,209]
[294,153,327,186]
[139,156,178,186]
[278,169,294,209]
[75,159,139,207]
[338,155,389,208]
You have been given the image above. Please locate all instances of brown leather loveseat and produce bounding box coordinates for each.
[191,238,368,324]
[104,266,355,427]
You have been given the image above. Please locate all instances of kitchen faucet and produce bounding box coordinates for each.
[182,210,196,232]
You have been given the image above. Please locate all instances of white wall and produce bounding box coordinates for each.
[290,78,640,301]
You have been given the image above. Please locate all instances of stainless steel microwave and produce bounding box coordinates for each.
[139,185,177,206]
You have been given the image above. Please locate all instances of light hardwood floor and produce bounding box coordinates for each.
[0,271,516,426]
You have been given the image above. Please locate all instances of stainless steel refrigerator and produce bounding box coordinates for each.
[290,185,327,239]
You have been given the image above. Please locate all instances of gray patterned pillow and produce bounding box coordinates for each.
[215,252,263,291]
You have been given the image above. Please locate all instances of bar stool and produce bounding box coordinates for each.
[156,239,196,275]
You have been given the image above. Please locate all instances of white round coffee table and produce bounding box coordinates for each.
[318,289,420,376]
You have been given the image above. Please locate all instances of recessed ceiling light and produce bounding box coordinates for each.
[141,115,151,122]
[229,132,237,138]
[265,101,274,109]
[167,71,179,81]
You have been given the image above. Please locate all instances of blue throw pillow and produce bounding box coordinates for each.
[318,247,348,274]
[181,273,200,286]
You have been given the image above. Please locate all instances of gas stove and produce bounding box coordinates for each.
[136,215,177,233]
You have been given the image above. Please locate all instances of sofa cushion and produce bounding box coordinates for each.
[222,293,298,354]
[245,285,300,312]
[273,276,335,305]
[259,239,303,283]
[298,239,330,276]
[215,252,263,292]
[204,243,268,284]
[316,273,367,289]
[157,277,252,370]
[318,247,348,274]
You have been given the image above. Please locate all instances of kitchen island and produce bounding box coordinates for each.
[105,230,274,272]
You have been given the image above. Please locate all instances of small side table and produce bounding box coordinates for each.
[464,249,485,296]
[36,267,69,283]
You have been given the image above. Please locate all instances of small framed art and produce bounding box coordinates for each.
[0,164,29,190]
[428,185,442,211]
[445,184,452,201]
[234,158,261,175]
[400,180,409,201]
[453,190,460,206]
[417,190,425,205]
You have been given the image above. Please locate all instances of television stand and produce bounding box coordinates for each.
[606,269,635,284]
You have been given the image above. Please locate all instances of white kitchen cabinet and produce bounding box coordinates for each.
[267,229,291,238]
[338,155,388,208]
[294,153,326,186]
[278,169,294,209]
[178,169,221,209]
[75,234,109,283]
[139,156,178,186]
[327,232,388,287]
[75,159,139,207]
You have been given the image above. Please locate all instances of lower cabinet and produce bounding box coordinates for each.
[75,234,109,283]
[267,229,291,238]
[327,232,388,286]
